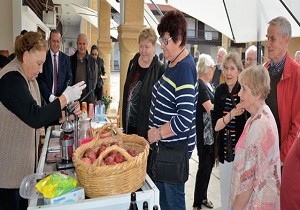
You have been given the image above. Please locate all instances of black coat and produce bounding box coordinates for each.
[70,51,96,104]
[122,53,165,139]
[94,56,106,100]
[0,54,9,69]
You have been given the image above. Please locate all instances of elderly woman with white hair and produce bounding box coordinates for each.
[244,45,257,68]
[193,54,215,210]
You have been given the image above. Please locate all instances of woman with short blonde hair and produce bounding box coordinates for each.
[230,65,280,209]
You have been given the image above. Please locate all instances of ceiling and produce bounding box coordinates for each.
[52,0,87,26]
[51,0,168,27]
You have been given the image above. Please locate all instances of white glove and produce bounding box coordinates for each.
[63,81,87,103]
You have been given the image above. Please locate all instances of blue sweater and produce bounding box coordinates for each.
[149,54,198,155]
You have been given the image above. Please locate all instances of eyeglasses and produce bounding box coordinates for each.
[159,37,172,45]
[91,53,98,56]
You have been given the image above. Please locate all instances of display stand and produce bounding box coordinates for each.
[27,126,160,210]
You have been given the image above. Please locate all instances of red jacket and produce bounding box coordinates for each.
[265,54,300,162]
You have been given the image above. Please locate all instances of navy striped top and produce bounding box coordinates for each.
[149,54,198,154]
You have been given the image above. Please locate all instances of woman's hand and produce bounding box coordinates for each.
[148,127,161,144]
[231,103,245,118]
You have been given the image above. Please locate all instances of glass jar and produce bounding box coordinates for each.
[78,117,92,146]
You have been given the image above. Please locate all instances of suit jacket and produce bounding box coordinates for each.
[38,51,72,103]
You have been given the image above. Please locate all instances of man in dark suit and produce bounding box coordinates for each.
[38,29,72,103]
[70,34,96,104]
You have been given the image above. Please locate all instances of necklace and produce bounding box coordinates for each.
[170,48,185,64]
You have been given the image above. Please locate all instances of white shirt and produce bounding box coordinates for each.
[49,51,59,102]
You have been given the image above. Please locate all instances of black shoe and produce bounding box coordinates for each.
[202,199,214,209]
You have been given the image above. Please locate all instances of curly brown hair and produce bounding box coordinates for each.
[157,10,187,47]
[14,31,47,62]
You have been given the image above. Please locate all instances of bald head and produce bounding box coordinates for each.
[77,34,88,58]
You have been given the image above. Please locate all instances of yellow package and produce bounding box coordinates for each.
[36,172,78,199]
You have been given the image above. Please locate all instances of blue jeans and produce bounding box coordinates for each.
[155,181,186,210]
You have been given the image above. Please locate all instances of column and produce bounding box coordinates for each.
[90,0,98,45]
[118,0,145,126]
[98,0,113,101]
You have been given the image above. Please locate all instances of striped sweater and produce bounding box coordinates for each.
[149,54,198,154]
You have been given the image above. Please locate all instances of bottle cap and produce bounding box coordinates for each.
[131,192,136,202]
[81,102,87,111]
[143,201,148,208]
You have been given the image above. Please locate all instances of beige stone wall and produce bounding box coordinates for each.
[289,37,300,58]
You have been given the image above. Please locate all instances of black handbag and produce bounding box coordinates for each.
[148,140,189,184]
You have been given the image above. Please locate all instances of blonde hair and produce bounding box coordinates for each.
[138,28,157,45]
[238,65,270,100]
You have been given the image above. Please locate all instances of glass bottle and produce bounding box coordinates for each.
[94,101,100,122]
[143,201,148,210]
[81,102,88,119]
[128,192,138,210]
[100,101,106,121]
[152,205,158,210]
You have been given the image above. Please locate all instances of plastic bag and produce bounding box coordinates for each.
[35,172,78,199]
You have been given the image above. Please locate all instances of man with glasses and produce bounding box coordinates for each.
[37,29,72,103]
[244,45,257,68]
[264,16,300,164]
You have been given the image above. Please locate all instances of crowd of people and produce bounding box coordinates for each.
[143,13,300,210]
[1,8,300,210]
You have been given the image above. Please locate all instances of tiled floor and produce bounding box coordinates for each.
[110,71,222,210]
[186,150,222,210]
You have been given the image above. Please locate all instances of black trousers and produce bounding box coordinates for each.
[95,85,103,101]
[193,144,214,207]
[0,188,28,210]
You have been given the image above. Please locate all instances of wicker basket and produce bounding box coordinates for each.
[91,123,123,139]
[72,134,149,198]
